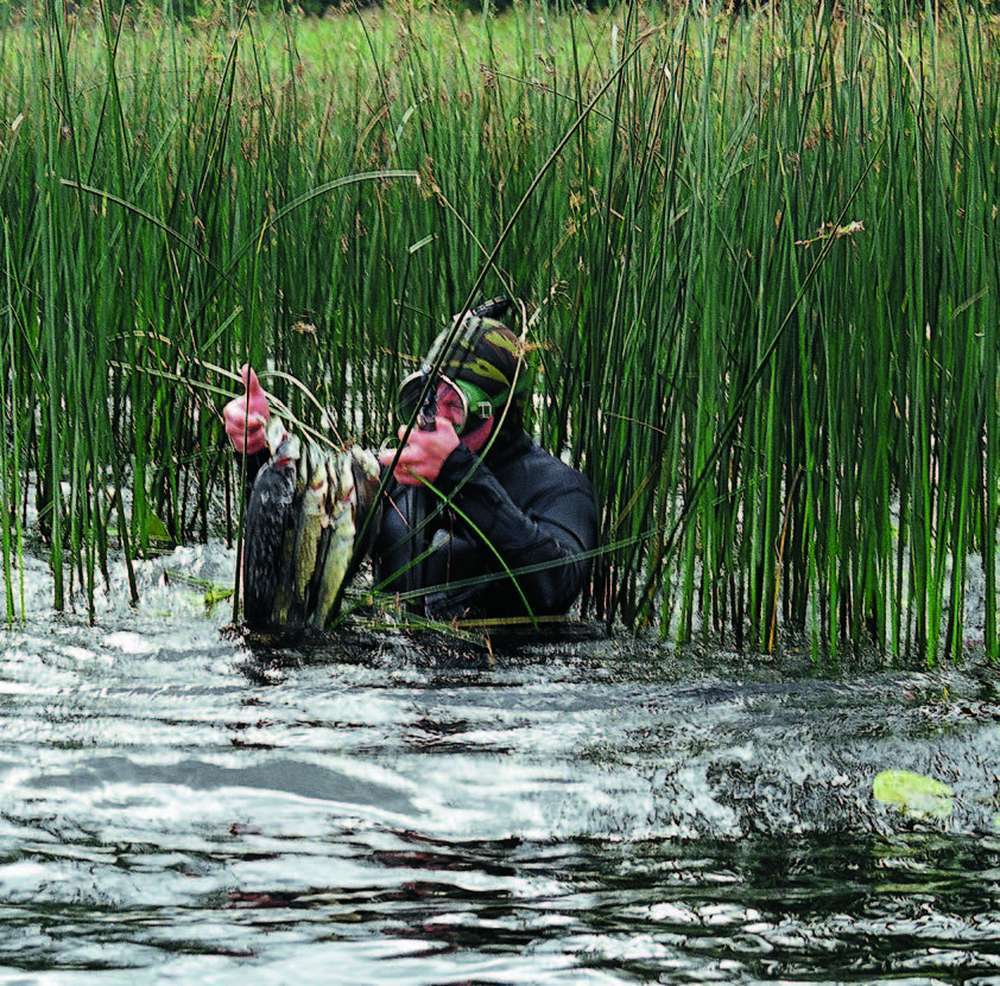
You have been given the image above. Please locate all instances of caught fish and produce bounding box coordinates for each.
[265,416,289,457]
[242,419,383,632]
[311,452,356,628]
[351,444,381,495]
[242,425,301,631]
[347,445,383,579]
[268,506,300,627]
[295,441,310,497]
[293,458,329,604]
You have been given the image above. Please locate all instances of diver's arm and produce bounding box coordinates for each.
[433,445,597,614]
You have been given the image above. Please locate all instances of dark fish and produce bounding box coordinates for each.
[243,432,301,630]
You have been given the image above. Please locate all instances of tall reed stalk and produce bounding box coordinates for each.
[0,0,995,663]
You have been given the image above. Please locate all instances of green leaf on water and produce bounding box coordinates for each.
[204,586,234,609]
[145,511,171,544]
[166,569,234,610]
[873,769,954,820]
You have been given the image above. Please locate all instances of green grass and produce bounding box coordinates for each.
[0,0,996,664]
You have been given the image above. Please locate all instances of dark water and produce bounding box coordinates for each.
[2,545,999,984]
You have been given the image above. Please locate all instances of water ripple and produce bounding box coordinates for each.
[1,543,998,982]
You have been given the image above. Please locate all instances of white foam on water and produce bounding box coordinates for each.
[102,632,159,656]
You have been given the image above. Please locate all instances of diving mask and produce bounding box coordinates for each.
[396,371,501,436]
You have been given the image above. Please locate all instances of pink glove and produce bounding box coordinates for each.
[378,417,461,486]
[223,364,270,455]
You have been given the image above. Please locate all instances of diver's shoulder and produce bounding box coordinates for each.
[521,440,593,492]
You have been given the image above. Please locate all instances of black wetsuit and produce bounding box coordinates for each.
[374,428,597,621]
[243,428,597,621]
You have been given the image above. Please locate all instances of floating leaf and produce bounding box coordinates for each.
[145,511,171,544]
[873,769,954,820]
[167,570,235,612]
[204,586,234,609]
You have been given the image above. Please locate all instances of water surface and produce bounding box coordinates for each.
[1,545,998,983]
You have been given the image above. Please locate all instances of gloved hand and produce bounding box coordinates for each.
[378,416,460,486]
[223,364,271,455]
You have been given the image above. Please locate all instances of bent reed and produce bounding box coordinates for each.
[0,0,996,662]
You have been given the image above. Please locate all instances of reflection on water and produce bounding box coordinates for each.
[1,544,998,983]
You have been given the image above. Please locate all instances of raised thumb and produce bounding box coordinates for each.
[240,363,263,397]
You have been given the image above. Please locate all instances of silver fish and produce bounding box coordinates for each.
[311,452,356,628]
[293,459,329,603]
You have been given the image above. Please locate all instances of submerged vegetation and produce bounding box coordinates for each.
[0,0,996,662]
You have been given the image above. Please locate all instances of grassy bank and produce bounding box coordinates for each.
[0,1,996,661]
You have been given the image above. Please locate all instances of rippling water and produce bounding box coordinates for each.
[2,545,999,984]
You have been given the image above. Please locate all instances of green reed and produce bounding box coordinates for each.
[0,0,995,662]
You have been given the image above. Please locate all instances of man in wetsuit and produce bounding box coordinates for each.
[223,302,597,621]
